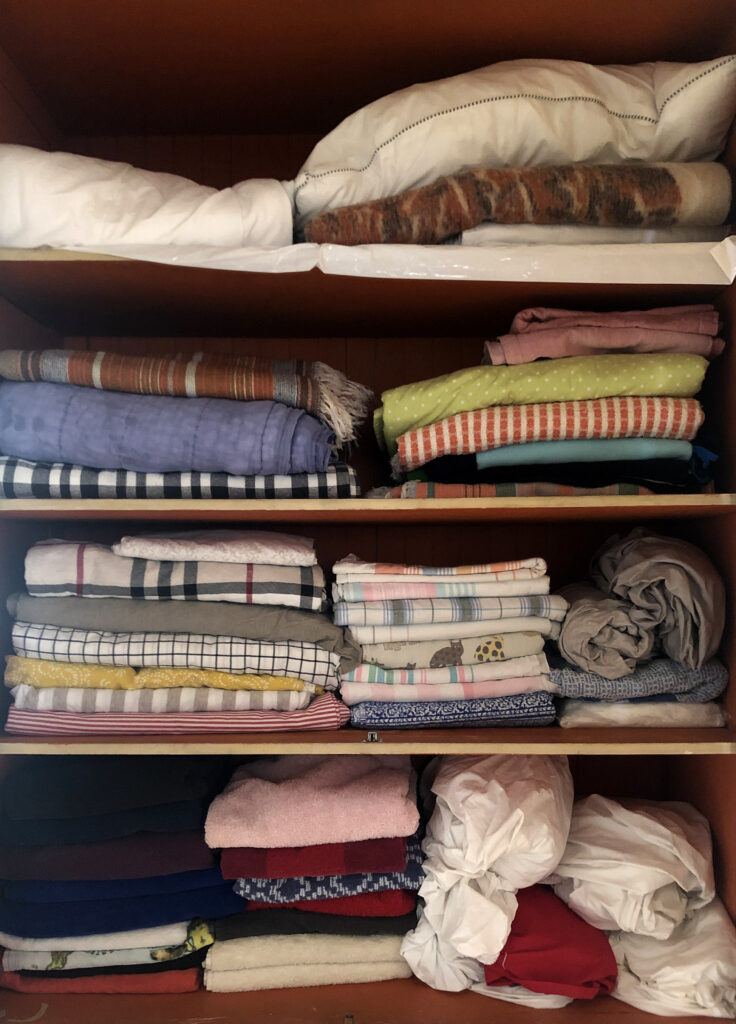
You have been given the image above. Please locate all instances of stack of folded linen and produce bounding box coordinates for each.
[0,756,242,994]
[333,554,564,729]
[554,528,728,727]
[3,530,353,735]
[373,320,714,498]
[0,349,369,498]
[203,755,420,991]
[546,794,736,1017]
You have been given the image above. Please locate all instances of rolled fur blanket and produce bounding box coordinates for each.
[304,162,734,245]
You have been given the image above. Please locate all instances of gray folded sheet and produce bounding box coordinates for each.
[557,582,656,679]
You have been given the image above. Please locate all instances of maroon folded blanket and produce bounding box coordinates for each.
[483,885,617,999]
[0,830,214,881]
[246,889,417,917]
[220,836,408,880]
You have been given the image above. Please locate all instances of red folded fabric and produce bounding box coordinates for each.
[483,885,617,999]
[221,835,408,880]
[0,967,201,993]
[0,830,214,881]
[246,889,417,917]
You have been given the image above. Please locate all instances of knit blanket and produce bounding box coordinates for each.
[333,553,547,579]
[3,693,350,736]
[383,482,655,498]
[304,162,734,244]
[335,595,568,627]
[377,353,706,457]
[204,934,410,991]
[339,675,555,706]
[485,304,723,366]
[343,652,549,685]
[359,631,544,670]
[5,657,320,694]
[8,594,360,670]
[232,834,424,903]
[25,540,326,611]
[350,691,556,728]
[221,837,407,881]
[550,658,728,702]
[395,396,704,472]
[344,616,561,645]
[0,381,337,476]
[205,755,419,849]
[0,456,360,498]
[11,622,339,689]
[0,350,371,445]
[10,685,312,714]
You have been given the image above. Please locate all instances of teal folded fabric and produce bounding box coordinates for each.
[475,438,692,470]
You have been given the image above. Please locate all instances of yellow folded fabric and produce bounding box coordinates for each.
[4,657,316,693]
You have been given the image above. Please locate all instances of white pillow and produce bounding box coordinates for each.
[0,144,295,249]
[294,56,736,228]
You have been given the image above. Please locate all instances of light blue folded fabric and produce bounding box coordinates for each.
[550,657,727,702]
[349,691,555,729]
[475,437,692,469]
[233,834,424,903]
[0,381,334,475]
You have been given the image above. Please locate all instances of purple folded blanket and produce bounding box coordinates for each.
[0,381,334,476]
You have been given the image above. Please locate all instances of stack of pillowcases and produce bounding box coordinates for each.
[552,528,728,728]
[202,755,421,992]
[333,554,565,729]
[0,756,242,995]
[296,57,736,247]
[375,305,715,500]
[3,529,355,735]
[0,348,369,499]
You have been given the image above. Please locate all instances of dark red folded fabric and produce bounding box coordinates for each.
[0,830,214,881]
[221,835,408,880]
[483,885,617,999]
[0,967,201,993]
[246,889,417,917]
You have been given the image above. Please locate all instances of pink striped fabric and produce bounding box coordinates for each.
[333,555,546,578]
[396,397,705,472]
[3,693,350,735]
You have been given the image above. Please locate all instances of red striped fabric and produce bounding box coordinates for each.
[4,694,350,735]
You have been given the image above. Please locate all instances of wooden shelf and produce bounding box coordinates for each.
[2,726,734,756]
[0,495,733,522]
[0,978,712,1023]
[0,249,724,336]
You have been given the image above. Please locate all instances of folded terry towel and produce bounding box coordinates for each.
[0,455,361,499]
[11,622,339,688]
[304,162,734,245]
[557,582,656,679]
[350,691,556,728]
[214,908,416,940]
[377,354,706,456]
[205,755,419,849]
[1,801,205,847]
[204,957,410,991]
[359,631,544,670]
[0,350,370,445]
[221,836,407,881]
[591,528,726,670]
[24,539,326,611]
[0,381,335,475]
[7,594,360,670]
[394,396,704,472]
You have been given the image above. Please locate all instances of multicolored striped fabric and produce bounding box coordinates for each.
[3,693,350,734]
[383,481,656,498]
[340,675,554,705]
[333,554,546,578]
[334,595,568,627]
[395,397,705,472]
[333,578,550,600]
[9,685,312,714]
[342,653,549,685]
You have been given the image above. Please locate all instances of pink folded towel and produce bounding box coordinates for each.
[485,304,724,365]
[205,755,419,849]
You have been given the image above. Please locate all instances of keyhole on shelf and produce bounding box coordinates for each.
[343,1016,355,1024]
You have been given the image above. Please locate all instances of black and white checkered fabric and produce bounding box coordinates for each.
[0,457,360,498]
[12,622,339,689]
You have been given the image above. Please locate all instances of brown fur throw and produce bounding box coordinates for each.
[304,162,734,245]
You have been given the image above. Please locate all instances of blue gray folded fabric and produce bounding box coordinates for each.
[349,691,555,729]
[550,657,727,703]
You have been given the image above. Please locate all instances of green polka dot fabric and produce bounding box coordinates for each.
[375,353,707,454]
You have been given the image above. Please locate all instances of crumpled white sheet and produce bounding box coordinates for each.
[610,899,736,1018]
[471,981,572,1008]
[546,795,714,938]
[400,754,573,991]
[557,699,726,728]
